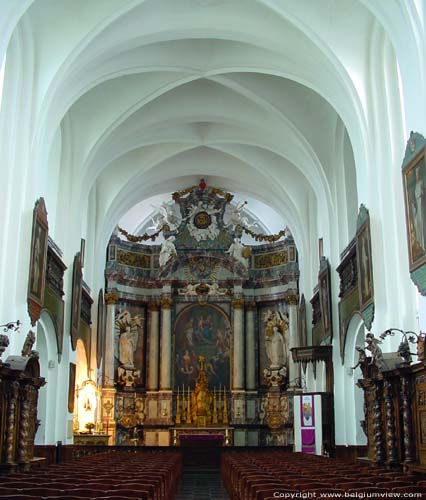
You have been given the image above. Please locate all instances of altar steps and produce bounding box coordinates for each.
[175,466,229,500]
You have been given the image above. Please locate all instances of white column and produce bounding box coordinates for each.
[160,297,172,390]
[103,293,118,387]
[288,298,299,386]
[147,301,160,390]
[232,298,245,390]
[245,302,256,390]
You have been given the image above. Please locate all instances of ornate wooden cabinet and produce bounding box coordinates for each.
[0,354,45,471]
[358,359,426,470]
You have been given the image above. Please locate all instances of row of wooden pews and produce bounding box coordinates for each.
[0,450,182,500]
[222,451,426,499]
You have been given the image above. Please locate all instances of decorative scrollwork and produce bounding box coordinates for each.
[1,320,21,333]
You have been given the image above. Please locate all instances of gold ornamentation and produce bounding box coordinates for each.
[105,293,119,305]
[286,294,299,305]
[117,249,150,269]
[246,301,257,310]
[172,186,196,200]
[117,225,163,242]
[232,298,245,309]
[148,301,160,312]
[161,297,173,309]
[254,250,289,269]
[242,226,288,243]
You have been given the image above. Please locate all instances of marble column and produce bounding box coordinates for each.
[160,297,173,390]
[287,296,299,386]
[232,298,245,390]
[103,292,118,387]
[245,301,256,391]
[147,301,160,390]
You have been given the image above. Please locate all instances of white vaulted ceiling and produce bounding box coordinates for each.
[2,0,423,295]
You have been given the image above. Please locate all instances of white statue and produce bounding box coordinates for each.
[226,237,249,268]
[265,326,287,367]
[263,309,289,368]
[178,283,199,298]
[115,310,143,369]
[159,235,177,267]
[225,200,258,229]
[208,282,227,295]
[151,200,180,230]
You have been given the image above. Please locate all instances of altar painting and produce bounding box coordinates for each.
[259,303,289,385]
[174,304,230,389]
[114,303,145,385]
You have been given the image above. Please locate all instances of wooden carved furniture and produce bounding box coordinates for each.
[0,354,45,471]
[357,357,426,471]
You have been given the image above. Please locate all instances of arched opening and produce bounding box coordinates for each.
[35,311,59,444]
[343,314,367,446]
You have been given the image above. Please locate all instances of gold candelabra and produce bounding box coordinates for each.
[175,387,181,424]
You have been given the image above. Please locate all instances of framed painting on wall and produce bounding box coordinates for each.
[356,218,374,310]
[318,258,332,339]
[27,198,49,325]
[403,147,426,272]
[70,252,83,350]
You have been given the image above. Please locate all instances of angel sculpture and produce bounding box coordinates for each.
[225,200,258,229]
[151,200,180,230]
[226,237,249,268]
[159,235,177,267]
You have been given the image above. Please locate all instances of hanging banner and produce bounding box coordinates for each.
[301,395,315,453]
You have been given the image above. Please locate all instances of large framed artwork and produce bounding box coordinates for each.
[174,304,231,389]
[403,146,426,272]
[27,198,49,325]
[318,258,332,340]
[356,216,374,311]
[70,252,83,350]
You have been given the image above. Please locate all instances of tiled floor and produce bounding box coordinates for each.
[175,466,230,499]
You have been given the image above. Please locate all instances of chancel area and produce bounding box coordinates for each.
[1,0,426,498]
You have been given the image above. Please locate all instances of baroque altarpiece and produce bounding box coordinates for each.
[99,181,300,447]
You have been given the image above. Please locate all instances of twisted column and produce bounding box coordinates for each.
[401,375,414,463]
[383,379,398,464]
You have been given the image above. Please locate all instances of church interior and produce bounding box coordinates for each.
[1,0,426,498]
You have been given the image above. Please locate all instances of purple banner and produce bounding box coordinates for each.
[300,395,315,454]
[301,428,316,454]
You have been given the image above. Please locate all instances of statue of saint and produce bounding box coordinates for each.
[265,325,287,367]
[159,235,177,267]
[119,325,137,368]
